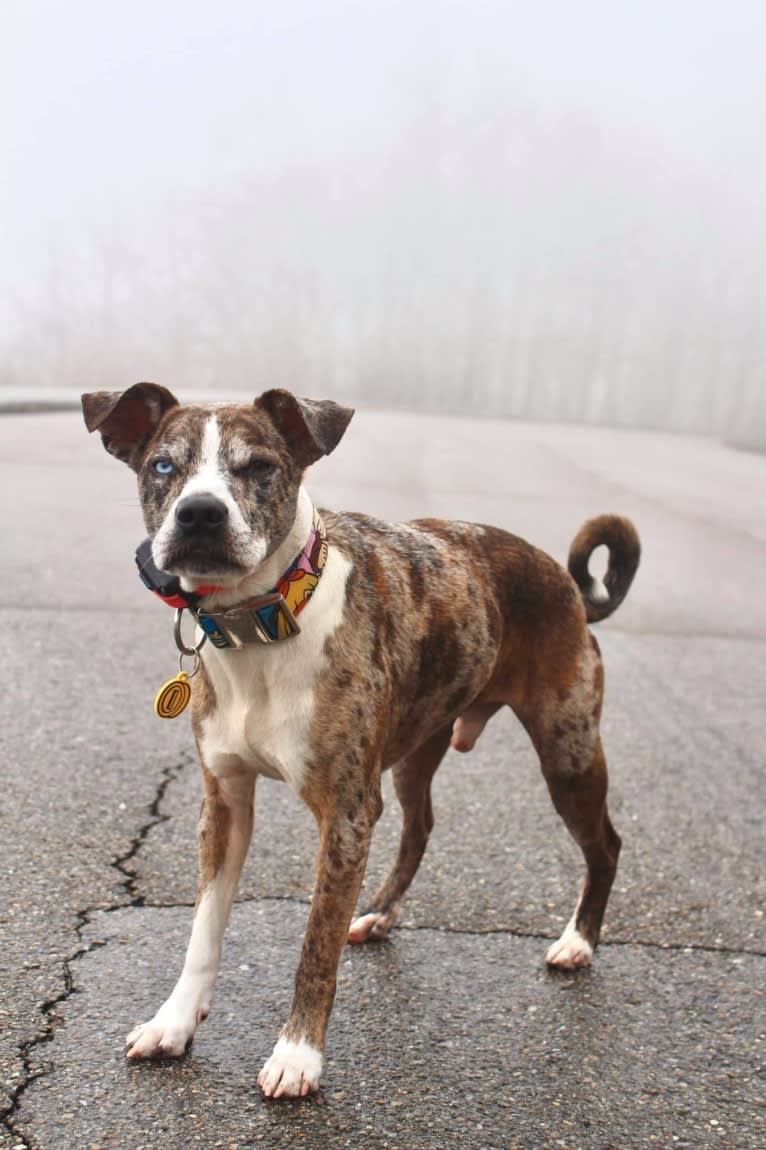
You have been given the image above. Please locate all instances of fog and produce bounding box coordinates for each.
[2,1,766,442]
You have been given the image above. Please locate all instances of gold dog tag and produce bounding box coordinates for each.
[154,672,191,719]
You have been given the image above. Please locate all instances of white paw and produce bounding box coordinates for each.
[347,909,398,944]
[546,922,594,970]
[125,1004,205,1059]
[258,1037,323,1098]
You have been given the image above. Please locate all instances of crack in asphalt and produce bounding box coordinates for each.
[399,921,766,959]
[0,929,108,1150]
[64,888,766,961]
[0,751,193,1150]
[111,751,196,907]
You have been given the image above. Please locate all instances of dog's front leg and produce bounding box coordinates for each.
[126,758,254,1059]
[259,776,383,1098]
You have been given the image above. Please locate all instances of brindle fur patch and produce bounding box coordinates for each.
[191,661,217,736]
[197,765,232,897]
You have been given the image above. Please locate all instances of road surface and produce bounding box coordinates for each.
[1,405,764,1149]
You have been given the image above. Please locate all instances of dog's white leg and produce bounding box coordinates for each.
[259,780,382,1098]
[126,761,254,1059]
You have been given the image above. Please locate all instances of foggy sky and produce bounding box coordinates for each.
[2,1,766,439]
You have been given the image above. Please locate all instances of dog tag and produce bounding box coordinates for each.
[154,672,192,719]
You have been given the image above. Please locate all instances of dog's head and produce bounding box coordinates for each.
[81,383,353,582]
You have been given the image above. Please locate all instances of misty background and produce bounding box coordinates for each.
[2,1,765,444]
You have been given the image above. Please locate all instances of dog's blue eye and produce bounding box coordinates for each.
[153,459,175,476]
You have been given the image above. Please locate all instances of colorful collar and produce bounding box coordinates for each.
[135,507,328,647]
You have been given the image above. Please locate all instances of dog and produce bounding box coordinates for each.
[82,383,640,1098]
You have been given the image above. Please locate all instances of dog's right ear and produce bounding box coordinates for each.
[257,389,354,467]
[81,382,179,471]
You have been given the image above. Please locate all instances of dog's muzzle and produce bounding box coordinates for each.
[174,495,229,533]
[163,494,240,576]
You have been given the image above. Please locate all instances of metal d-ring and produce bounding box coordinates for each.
[173,607,208,658]
[178,648,202,679]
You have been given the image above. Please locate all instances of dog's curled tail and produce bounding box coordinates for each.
[568,515,641,623]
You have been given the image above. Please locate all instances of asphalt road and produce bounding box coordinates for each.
[1,405,764,1150]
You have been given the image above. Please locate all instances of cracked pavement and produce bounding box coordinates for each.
[2,407,765,1149]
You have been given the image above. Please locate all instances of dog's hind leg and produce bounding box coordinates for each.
[126,758,255,1059]
[348,726,451,943]
[541,735,620,969]
[527,648,621,970]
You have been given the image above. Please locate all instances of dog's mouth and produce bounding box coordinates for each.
[160,541,248,579]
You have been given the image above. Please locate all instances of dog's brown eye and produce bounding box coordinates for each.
[232,457,276,478]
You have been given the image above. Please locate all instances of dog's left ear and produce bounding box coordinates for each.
[81,382,179,471]
[257,389,354,466]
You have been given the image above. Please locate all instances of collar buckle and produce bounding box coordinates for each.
[196,592,301,649]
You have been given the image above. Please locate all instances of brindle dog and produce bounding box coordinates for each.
[82,383,640,1098]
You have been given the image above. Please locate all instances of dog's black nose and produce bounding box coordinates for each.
[175,495,229,532]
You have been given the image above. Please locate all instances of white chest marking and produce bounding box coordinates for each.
[199,546,351,792]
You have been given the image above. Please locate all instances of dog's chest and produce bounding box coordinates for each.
[198,548,351,791]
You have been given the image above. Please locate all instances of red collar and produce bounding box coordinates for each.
[135,539,222,609]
